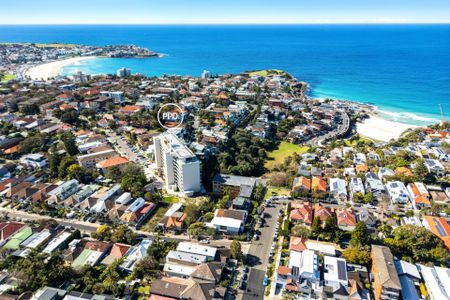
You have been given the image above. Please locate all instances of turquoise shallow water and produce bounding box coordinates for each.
[1,24,450,125]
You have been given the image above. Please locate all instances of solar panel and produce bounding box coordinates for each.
[337,260,348,281]
[434,218,448,237]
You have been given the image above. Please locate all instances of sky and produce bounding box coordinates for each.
[1,0,450,24]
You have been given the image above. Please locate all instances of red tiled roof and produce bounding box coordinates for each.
[97,156,129,169]
[311,176,326,192]
[277,266,292,276]
[289,236,307,252]
[109,243,130,257]
[0,222,25,241]
[337,208,357,226]
[290,203,313,224]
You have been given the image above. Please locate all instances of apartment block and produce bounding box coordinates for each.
[154,131,201,196]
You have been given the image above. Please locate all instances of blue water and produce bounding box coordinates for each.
[1,24,450,125]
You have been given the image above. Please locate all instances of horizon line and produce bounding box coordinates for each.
[1,22,450,26]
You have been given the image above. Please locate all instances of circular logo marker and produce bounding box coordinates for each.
[157,103,185,130]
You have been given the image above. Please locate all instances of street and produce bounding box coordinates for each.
[307,110,350,146]
[240,202,282,300]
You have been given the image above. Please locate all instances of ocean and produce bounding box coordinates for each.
[1,24,449,125]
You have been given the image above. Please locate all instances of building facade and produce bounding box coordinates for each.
[154,131,201,196]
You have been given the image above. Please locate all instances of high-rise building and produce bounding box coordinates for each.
[154,131,201,196]
[116,67,131,77]
[201,70,210,80]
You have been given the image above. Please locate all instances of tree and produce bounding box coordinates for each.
[60,131,79,156]
[60,109,80,125]
[252,183,266,202]
[291,224,311,238]
[311,216,321,237]
[58,156,76,178]
[20,103,40,115]
[184,203,203,226]
[343,246,371,265]
[352,192,364,203]
[414,159,429,181]
[110,225,136,244]
[132,256,159,279]
[187,222,215,238]
[18,133,45,154]
[48,147,62,178]
[147,237,177,261]
[120,164,147,197]
[363,192,373,204]
[384,225,449,264]
[230,240,243,260]
[9,250,73,293]
[350,221,368,247]
[67,164,95,183]
[216,195,230,209]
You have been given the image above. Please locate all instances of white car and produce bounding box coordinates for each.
[199,239,210,244]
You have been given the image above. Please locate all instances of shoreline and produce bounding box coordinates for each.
[24,56,98,80]
[356,113,417,142]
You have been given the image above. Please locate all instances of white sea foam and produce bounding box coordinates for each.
[376,108,438,123]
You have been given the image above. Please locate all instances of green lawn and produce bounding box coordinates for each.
[265,142,309,170]
[163,195,179,204]
[344,136,375,146]
[1,74,16,82]
[264,186,291,200]
[247,69,285,77]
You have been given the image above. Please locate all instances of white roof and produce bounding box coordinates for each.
[121,239,152,271]
[305,240,336,256]
[210,216,242,229]
[299,249,319,279]
[166,250,208,264]
[21,230,51,249]
[115,192,132,205]
[85,250,103,266]
[324,256,348,284]
[165,203,183,217]
[419,265,450,300]
[288,250,302,269]
[163,262,196,277]
[176,242,217,258]
[395,260,420,279]
[43,232,72,253]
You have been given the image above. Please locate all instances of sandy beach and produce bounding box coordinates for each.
[25,56,97,80]
[356,115,417,141]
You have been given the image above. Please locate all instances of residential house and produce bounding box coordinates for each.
[407,182,431,209]
[385,181,410,205]
[210,209,247,234]
[292,176,311,193]
[329,178,347,202]
[290,202,313,225]
[336,208,357,231]
[371,245,401,300]
[313,204,333,225]
[419,264,450,300]
[424,159,445,177]
[422,215,450,250]
[121,239,152,272]
[323,256,348,300]
[394,260,421,300]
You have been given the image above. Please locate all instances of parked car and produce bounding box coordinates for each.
[263,275,269,286]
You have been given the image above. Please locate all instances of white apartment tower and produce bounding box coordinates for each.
[154,131,201,196]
